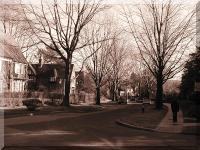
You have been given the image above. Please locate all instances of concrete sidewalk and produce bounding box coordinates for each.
[156,103,200,135]
[117,103,200,135]
[156,103,184,133]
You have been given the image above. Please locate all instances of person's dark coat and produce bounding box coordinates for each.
[171,100,179,122]
[171,100,179,113]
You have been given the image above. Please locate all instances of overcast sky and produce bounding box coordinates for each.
[0,0,199,80]
[1,0,199,4]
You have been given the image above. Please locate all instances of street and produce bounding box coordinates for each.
[3,104,199,150]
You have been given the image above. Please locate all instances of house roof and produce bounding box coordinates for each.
[0,34,27,64]
[30,63,74,78]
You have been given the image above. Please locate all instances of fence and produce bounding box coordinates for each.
[0,91,62,107]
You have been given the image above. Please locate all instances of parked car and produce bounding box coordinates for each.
[22,98,42,111]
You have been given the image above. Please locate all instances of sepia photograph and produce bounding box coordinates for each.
[0,0,199,149]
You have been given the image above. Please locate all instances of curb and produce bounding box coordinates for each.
[116,120,200,136]
[116,120,155,132]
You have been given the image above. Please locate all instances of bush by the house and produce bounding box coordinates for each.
[0,92,27,107]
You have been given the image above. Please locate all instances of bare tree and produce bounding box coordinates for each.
[23,0,106,106]
[108,40,129,101]
[81,24,114,105]
[123,0,195,109]
[130,55,156,99]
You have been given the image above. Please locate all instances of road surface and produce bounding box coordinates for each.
[3,104,200,150]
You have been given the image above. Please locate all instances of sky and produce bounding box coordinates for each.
[0,0,199,80]
[1,0,199,5]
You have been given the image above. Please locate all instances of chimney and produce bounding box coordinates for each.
[39,57,42,65]
[38,54,43,68]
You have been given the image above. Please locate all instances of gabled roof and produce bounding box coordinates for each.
[30,63,74,78]
[0,33,27,64]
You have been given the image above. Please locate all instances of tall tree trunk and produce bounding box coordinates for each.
[111,82,115,101]
[155,76,163,109]
[63,77,70,106]
[63,57,72,107]
[138,82,141,98]
[96,86,101,105]
[113,80,118,101]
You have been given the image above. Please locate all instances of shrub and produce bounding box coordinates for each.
[0,92,27,107]
[118,96,127,104]
[49,93,63,99]
[43,93,63,106]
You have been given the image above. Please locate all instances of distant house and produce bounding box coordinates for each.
[0,34,28,93]
[75,71,85,92]
[75,71,96,104]
[27,63,76,103]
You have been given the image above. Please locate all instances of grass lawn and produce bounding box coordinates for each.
[119,104,168,129]
[4,105,104,119]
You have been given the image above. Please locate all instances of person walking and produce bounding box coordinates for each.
[171,99,179,123]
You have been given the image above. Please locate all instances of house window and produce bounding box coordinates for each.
[49,68,58,83]
[22,82,25,91]
[20,64,24,75]
[50,77,56,82]
[12,80,19,92]
[12,82,15,92]
[15,63,21,74]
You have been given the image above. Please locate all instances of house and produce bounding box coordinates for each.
[0,34,28,93]
[75,71,96,104]
[27,63,76,103]
[75,71,85,92]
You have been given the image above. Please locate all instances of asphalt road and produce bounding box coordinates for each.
[3,104,200,150]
